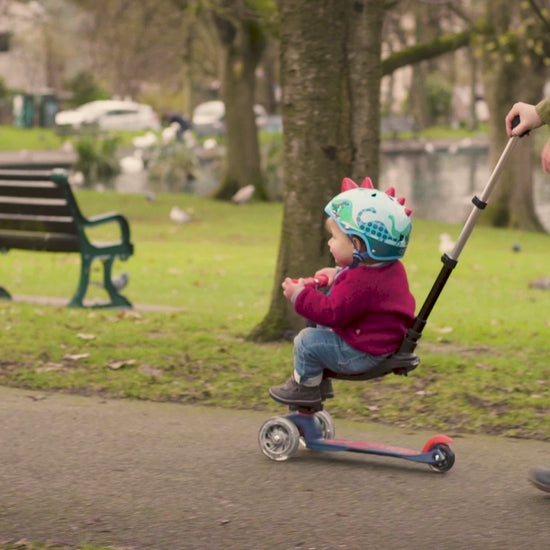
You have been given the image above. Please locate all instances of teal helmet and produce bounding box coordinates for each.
[325,177,412,262]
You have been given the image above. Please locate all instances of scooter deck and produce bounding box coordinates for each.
[305,437,449,465]
[288,411,453,466]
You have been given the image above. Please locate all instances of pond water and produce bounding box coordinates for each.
[113,142,550,232]
[380,145,550,232]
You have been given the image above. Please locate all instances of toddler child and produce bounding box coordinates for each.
[269,176,416,407]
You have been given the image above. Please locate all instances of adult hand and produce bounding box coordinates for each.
[505,102,543,137]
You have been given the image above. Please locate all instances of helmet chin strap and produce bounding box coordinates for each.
[349,235,370,268]
[351,250,371,268]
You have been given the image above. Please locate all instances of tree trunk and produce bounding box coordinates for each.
[480,0,545,231]
[347,0,384,182]
[258,38,278,114]
[250,0,386,341]
[212,2,267,200]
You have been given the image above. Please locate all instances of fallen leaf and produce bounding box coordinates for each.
[117,310,143,320]
[63,353,90,361]
[107,359,137,370]
[77,333,96,340]
[36,363,64,372]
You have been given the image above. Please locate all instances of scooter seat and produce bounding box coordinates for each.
[324,351,420,381]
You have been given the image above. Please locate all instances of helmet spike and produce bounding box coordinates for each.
[405,207,412,217]
[341,177,358,191]
[385,186,396,197]
[397,196,406,205]
[360,177,374,189]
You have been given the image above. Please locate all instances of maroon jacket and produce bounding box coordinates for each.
[294,262,415,355]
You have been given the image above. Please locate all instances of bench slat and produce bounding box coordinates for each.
[0,199,73,217]
[0,170,53,181]
[0,181,66,199]
[0,215,78,234]
[0,230,80,252]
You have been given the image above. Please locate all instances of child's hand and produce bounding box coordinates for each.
[314,267,337,286]
[282,277,304,300]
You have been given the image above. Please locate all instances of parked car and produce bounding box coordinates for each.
[54,100,161,132]
[192,100,269,137]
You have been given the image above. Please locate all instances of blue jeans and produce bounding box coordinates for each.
[293,326,386,386]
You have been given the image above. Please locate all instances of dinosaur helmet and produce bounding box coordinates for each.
[324,177,412,261]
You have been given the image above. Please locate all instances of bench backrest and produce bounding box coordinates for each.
[0,169,81,252]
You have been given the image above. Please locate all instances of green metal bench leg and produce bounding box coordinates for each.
[0,286,11,300]
[69,254,92,307]
[100,257,132,309]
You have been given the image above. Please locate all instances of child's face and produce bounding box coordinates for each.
[327,218,355,267]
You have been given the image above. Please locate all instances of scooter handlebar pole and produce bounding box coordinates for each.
[450,114,526,260]
[402,117,529,354]
[449,135,520,261]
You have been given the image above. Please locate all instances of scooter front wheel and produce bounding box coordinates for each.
[258,416,301,461]
[429,443,455,472]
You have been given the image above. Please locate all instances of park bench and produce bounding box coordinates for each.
[0,168,133,308]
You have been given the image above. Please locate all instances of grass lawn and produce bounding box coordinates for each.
[0,126,65,151]
[1,189,550,442]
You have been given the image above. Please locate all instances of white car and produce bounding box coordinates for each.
[55,100,161,132]
[192,100,269,136]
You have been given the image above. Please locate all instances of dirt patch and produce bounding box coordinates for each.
[419,341,499,356]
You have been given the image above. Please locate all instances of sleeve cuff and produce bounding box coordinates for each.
[290,287,305,304]
[536,98,550,126]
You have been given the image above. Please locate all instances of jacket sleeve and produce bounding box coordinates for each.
[536,96,550,126]
[294,275,368,327]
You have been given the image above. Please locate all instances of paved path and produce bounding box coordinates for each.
[1,386,549,550]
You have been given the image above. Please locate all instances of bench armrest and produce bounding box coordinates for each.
[82,212,132,243]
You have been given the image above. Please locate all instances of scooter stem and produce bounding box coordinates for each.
[399,134,523,355]
[449,135,520,260]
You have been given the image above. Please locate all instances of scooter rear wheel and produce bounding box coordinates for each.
[315,410,336,440]
[428,443,455,472]
[258,416,301,461]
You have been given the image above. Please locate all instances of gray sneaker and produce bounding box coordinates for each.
[269,377,322,406]
[529,468,550,492]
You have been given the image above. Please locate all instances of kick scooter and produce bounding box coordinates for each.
[258,120,526,472]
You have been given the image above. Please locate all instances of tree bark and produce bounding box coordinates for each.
[480,0,545,230]
[212,1,267,200]
[347,0,384,182]
[250,0,385,341]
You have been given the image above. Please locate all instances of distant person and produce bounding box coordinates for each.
[505,98,550,492]
[269,177,415,407]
